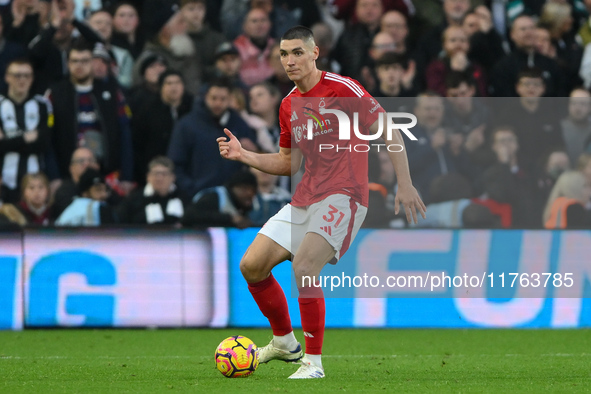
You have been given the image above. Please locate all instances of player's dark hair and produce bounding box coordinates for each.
[445,71,476,90]
[281,26,315,43]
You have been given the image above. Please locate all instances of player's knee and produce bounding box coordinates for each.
[292,259,319,284]
[239,254,267,283]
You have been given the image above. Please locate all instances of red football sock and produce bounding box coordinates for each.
[247,274,293,336]
[298,286,325,355]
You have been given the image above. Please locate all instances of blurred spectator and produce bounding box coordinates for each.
[27,0,104,94]
[480,126,537,227]
[248,81,281,151]
[561,88,591,165]
[182,169,257,228]
[543,170,591,228]
[317,0,345,43]
[203,42,249,95]
[332,0,413,23]
[117,156,186,225]
[228,87,272,151]
[359,31,397,91]
[128,53,167,113]
[0,58,52,203]
[414,0,470,79]
[91,43,114,81]
[489,15,564,97]
[503,69,564,172]
[443,72,488,166]
[311,22,339,73]
[380,10,411,55]
[221,0,299,41]
[167,78,256,198]
[233,7,275,87]
[16,172,52,225]
[132,70,193,184]
[412,173,474,228]
[578,0,591,46]
[47,42,134,194]
[73,0,101,20]
[0,174,26,228]
[55,167,116,225]
[276,0,322,30]
[181,0,225,72]
[577,152,591,190]
[404,94,472,203]
[52,147,100,218]
[248,167,290,226]
[4,0,45,46]
[138,2,202,94]
[371,52,416,97]
[364,150,392,228]
[0,13,27,94]
[88,9,134,89]
[267,42,294,97]
[111,2,144,59]
[471,163,519,228]
[425,25,487,96]
[463,6,506,73]
[532,149,571,225]
[539,2,583,92]
[333,0,383,81]
[461,203,497,228]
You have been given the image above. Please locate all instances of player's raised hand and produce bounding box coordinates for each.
[217,128,242,161]
[394,184,427,225]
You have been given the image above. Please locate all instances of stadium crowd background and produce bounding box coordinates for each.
[0,0,590,230]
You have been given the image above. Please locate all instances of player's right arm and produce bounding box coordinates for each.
[218,128,302,176]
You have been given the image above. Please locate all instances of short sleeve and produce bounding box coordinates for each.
[279,99,292,149]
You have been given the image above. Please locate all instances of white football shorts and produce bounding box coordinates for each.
[258,193,367,262]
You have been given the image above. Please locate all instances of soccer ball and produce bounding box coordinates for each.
[215,335,259,378]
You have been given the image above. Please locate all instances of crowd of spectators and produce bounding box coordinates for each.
[1,0,591,230]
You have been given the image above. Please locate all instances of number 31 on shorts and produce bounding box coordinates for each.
[322,204,346,228]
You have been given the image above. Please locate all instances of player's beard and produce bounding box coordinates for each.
[169,34,196,57]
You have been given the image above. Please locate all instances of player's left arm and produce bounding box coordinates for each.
[369,114,426,224]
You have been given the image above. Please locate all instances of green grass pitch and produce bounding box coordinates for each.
[1,328,589,393]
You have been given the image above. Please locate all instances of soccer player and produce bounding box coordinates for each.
[217,26,426,379]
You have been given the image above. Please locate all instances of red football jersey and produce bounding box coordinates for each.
[279,71,384,207]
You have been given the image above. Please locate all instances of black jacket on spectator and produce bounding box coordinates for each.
[0,39,26,94]
[468,29,507,73]
[27,20,103,94]
[493,99,565,173]
[167,100,254,198]
[405,125,476,204]
[47,78,133,181]
[117,184,187,225]
[332,23,377,81]
[489,50,565,97]
[132,92,193,183]
[4,13,41,47]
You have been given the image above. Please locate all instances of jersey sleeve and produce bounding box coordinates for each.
[357,85,385,131]
[278,98,292,149]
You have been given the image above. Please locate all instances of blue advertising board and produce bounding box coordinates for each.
[227,229,591,328]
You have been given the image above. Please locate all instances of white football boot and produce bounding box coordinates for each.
[257,339,303,364]
[288,355,325,379]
